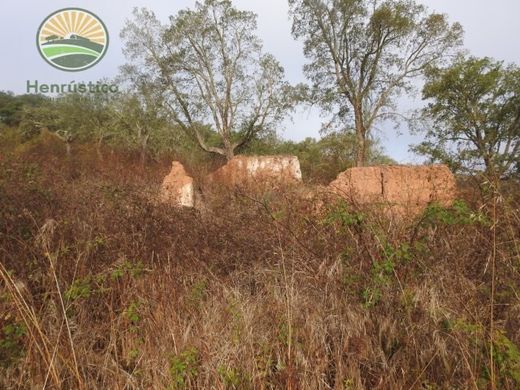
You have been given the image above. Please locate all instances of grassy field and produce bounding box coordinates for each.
[41,45,101,60]
[0,132,519,389]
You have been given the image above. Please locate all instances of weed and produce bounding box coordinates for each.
[187,279,208,309]
[124,301,141,325]
[361,254,395,308]
[361,286,382,308]
[422,200,489,226]
[493,330,520,386]
[64,277,92,302]
[0,321,26,368]
[0,138,518,389]
[217,365,249,389]
[111,260,145,281]
[323,200,365,228]
[169,347,200,389]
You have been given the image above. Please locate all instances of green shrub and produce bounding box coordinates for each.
[494,331,520,386]
[422,200,489,226]
[217,365,250,389]
[64,277,92,302]
[169,347,200,389]
[0,322,26,368]
[323,201,365,228]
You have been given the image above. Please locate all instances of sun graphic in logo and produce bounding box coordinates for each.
[37,8,109,71]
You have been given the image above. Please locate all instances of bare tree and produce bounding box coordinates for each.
[121,1,293,160]
[289,0,463,166]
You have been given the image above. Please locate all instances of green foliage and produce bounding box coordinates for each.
[10,87,179,161]
[187,280,208,309]
[361,286,383,308]
[20,96,71,141]
[343,378,356,390]
[225,298,245,345]
[413,56,520,178]
[358,247,398,308]
[245,132,395,183]
[169,347,200,389]
[360,238,422,308]
[122,2,293,160]
[111,87,182,162]
[0,91,47,127]
[493,331,520,386]
[444,318,484,335]
[362,257,394,308]
[443,319,520,386]
[124,302,141,325]
[422,200,489,226]
[217,365,249,388]
[289,0,463,165]
[382,242,412,264]
[111,260,146,281]
[0,321,26,368]
[64,277,92,302]
[399,288,416,314]
[277,321,291,346]
[64,260,146,306]
[127,348,140,361]
[323,201,365,228]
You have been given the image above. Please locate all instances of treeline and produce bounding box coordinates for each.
[0,90,393,182]
[1,0,519,182]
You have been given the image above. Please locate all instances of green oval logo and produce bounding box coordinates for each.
[37,8,109,72]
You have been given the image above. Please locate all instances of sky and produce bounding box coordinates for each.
[1,0,519,162]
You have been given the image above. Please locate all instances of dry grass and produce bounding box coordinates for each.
[1,135,519,389]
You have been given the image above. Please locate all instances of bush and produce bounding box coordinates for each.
[0,137,519,389]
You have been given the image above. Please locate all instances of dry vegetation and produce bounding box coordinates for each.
[1,132,519,389]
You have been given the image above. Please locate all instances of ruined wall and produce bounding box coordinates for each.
[206,155,302,187]
[159,161,195,207]
[329,165,456,214]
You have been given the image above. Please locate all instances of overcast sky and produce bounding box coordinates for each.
[1,1,519,162]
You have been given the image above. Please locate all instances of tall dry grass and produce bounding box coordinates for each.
[1,135,519,389]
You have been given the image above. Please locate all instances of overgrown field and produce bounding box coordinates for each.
[1,135,519,389]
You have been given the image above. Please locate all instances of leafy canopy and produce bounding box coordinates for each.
[289,0,463,165]
[121,0,293,160]
[413,56,520,178]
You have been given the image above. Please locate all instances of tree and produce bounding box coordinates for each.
[0,92,47,126]
[288,0,463,166]
[19,99,74,155]
[412,56,520,179]
[121,1,293,161]
[113,87,170,166]
[45,35,59,42]
[73,91,118,159]
[18,93,116,157]
[239,131,395,182]
[0,92,22,126]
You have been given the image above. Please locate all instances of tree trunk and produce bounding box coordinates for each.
[97,136,104,161]
[65,141,72,158]
[223,138,235,161]
[483,153,499,181]
[140,148,147,168]
[140,135,149,168]
[354,103,367,167]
